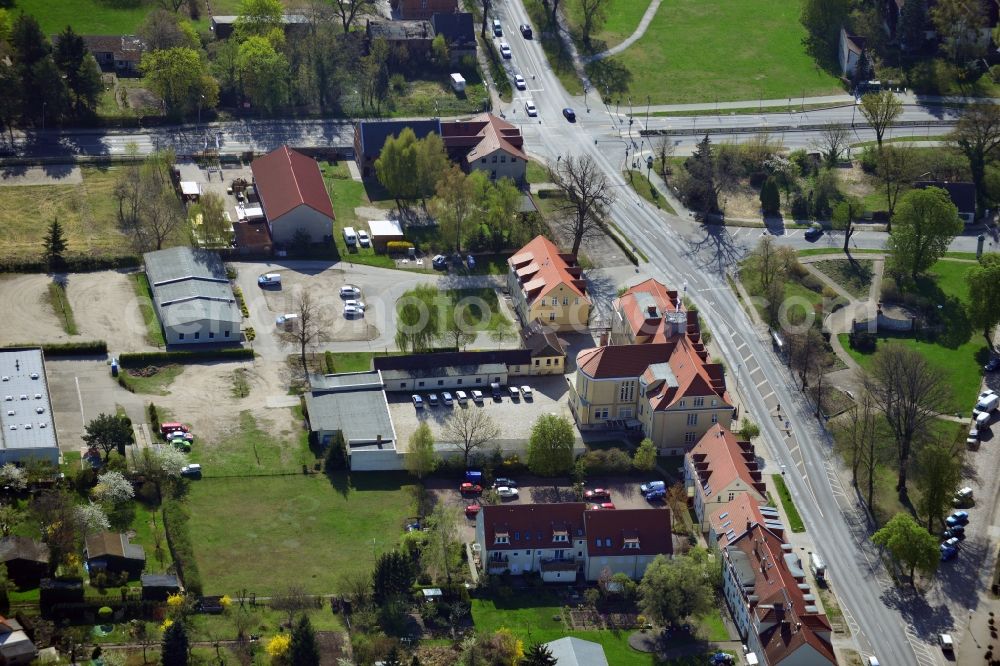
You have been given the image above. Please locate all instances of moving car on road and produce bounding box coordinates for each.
[514,74,526,90]
[804,223,823,240]
[562,107,576,122]
[519,23,532,37]
[499,42,511,58]
[492,18,502,35]
[524,100,537,116]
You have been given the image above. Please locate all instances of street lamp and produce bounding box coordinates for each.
[41,102,47,133]
[198,94,205,125]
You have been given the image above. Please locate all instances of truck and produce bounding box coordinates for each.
[810,553,827,584]
[343,226,358,247]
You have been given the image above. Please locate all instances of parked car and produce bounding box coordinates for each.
[946,510,969,527]
[974,389,999,415]
[491,382,503,400]
[866,658,880,666]
[562,107,576,122]
[180,464,202,478]
[160,422,189,436]
[940,634,954,653]
[442,392,454,406]
[456,390,468,404]
[524,100,537,116]
[519,23,532,37]
[460,482,483,495]
[943,525,966,539]
[357,230,371,247]
[340,285,361,298]
[954,486,974,506]
[344,299,366,311]
[640,480,666,494]
[493,477,518,488]
[584,488,610,500]
[492,18,502,35]
[499,42,511,58]
[644,488,666,501]
[428,393,439,407]
[276,313,298,329]
[514,74,526,90]
[986,356,1000,372]
[940,541,958,562]
[465,503,481,517]
[497,486,519,499]
[257,273,281,287]
[471,390,484,404]
[589,502,616,510]
[432,254,448,270]
[804,223,823,240]
[508,386,520,399]
[343,305,364,317]
[520,386,533,399]
[411,394,424,408]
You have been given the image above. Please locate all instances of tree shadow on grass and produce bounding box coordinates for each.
[586,59,633,98]
[908,275,972,350]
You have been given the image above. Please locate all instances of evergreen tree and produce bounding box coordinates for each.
[10,14,65,123]
[372,551,414,605]
[289,615,320,666]
[161,621,189,666]
[759,177,781,216]
[522,643,558,666]
[682,135,718,215]
[898,0,927,51]
[42,218,67,271]
[55,28,102,116]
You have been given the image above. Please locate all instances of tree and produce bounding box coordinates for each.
[42,218,67,271]
[950,103,1000,215]
[872,512,939,585]
[54,27,102,116]
[288,615,320,666]
[833,390,884,513]
[489,318,515,349]
[682,135,719,215]
[161,621,190,666]
[270,586,312,626]
[863,344,950,495]
[888,187,962,279]
[443,409,500,466]
[759,177,780,216]
[653,136,675,182]
[0,465,26,494]
[0,505,23,539]
[522,643,558,666]
[632,438,657,472]
[639,550,715,628]
[278,290,332,377]
[422,503,460,584]
[858,91,903,148]
[158,0,186,12]
[832,196,863,255]
[376,127,420,213]
[238,35,289,113]
[193,192,228,244]
[74,502,110,535]
[816,123,850,165]
[527,414,575,480]
[140,9,200,50]
[140,47,217,117]
[914,442,962,531]
[0,59,20,143]
[787,327,826,390]
[93,471,135,506]
[234,0,284,40]
[800,0,848,64]
[395,284,442,353]
[750,235,794,293]
[966,254,1000,347]
[359,37,390,115]
[737,420,760,441]
[431,166,478,252]
[406,422,437,480]
[329,0,375,32]
[579,0,608,46]
[875,145,915,229]
[897,0,927,50]
[931,0,988,63]
[372,550,414,605]
[10,14,68,124]
[550,154,615,255]
[439,314,475,350]
[478,176,521,252]
[415,132,449,206]
[83,413,133,461]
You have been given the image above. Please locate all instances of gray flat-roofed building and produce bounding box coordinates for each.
[374,350,532,392]
[0,348,59,466]
[143,247,242,346]
[305,371,398,471]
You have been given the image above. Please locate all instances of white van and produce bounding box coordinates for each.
[276,314,299,331]
[974,392,999,415]
[975,411,992,427]
[954,486,974,505]
[257,273,281,287]
[343,226,358,246]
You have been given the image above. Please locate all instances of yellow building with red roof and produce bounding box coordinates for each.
[507,236,591,333]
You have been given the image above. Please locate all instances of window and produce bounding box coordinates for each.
[575,297,580,304]
[500,155,506,163]
[546,358,551,366]
[179,333,185,340]
[208,332,215,339]
[728,493,735,502]
[594,407,608,419]
[554,549,565,559]
[619,407,633,418]
[553,533,568,543]
[481,158,487,163]
[604,538,612,547]
[552,297,558,305]
[194,332,200,340]
[594,538,601,547]
[457,379,463,385]
[549,312,556,321]
[495,535,509,544]
[535,359,540,366]
[563,297,569,305]
[711,413,718,423]
[514,532,520,541]
[418,381,425,387]
[401,383,407,389]
[712,399,718,406]
[679,399,685,407]
[624,540,640,550]
[619,381,635,402]
[476,378,482,384]
[684,432,696,443]
[525,532,531,541]
[438,380,444,386]
[693,397,704,407]
[511,157,517,162]
[492,155,498,163]
[491,170,496,178]
[224,330,230,337]
[686,413,698,426]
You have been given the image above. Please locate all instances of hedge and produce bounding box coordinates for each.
[162,499,203,596]
[0,255,140,274]
[4,341,108,356]
[605,226,639,266]
[117,348,254,368]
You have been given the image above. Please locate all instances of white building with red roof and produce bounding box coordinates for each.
[507,236,591,332]
[722,523,836,665]
[709,493,784,549]
[685,425,768,529]
[250,146,335,245]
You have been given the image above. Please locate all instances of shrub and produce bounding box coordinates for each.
[849,330,877,353]
[386,241,414,253]
[233,286,249,318]
[324,351,335,374]
[821,286,838,299]
[2,341,108,356]
[0,255,140,274]
[147,403,160,435]
[790,193,810,221]
[858,145,879,174]
[244,327,256,342]
[800,273,825,293]
[118,348,253,368]
[579,448,633,475]
[162,499,203,596]
[880,277,899,302]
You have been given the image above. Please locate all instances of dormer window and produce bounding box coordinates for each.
[624,538,640,550]
[495,531,509,545]
[553,531,569,543]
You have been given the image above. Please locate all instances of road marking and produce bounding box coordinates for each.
[74,376,85,426]
[760,390,774,402]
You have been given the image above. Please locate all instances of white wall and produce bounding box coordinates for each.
[349,448,404,471]
[163,317,240,346]
[383,369,508,393]
[270,204,333,244]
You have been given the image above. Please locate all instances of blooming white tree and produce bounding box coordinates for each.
[0,465,27,492]
[74,502,111,535]
[93,471,135,506]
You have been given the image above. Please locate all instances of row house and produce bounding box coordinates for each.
[685,425,768,530]
[476,503,672,583]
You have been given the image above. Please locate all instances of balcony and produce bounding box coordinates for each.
[487,557,509,573]
[539,558,580,573]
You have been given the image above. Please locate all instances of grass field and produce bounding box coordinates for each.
[811,259,874,299]
[189,410,313,477]
[45,281,78,335]
[321,161,397,270]
[131,273,167,347]
[624,169,676,214]
[590,0,843,104]
[770,474,805,532]
[120,364,185,395]
[187,472,415,595]
[565,0,648,48]
[12,0,152,34]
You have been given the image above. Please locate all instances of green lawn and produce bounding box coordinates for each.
[527,160,551,185]
[187,472,415,595]
[12,0,152,34]
[566,0,648,48]
[591,0,843,104]
[131,273,167,347]
[524,0,585,95]
[46,281,78,335]
[189,409,313,477]
[811,259,874,299]
[320,161,395,269]
[444,288,510,331]
[624,170,676,214]
[120,364,185,395]
[771,474,805,532]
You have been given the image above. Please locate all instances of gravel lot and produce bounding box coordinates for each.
[67,271,154,352]
[0,274,68,345]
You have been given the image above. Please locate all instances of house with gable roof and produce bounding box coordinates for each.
[507,236,591,332]
[685,424,768,530]
[250,146,335,245]
[440,113,527,183]
[610,278,701,345]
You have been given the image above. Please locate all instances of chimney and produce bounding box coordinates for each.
[599,332,608,346]
[746,520,751,533]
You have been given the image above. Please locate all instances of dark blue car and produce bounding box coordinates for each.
[644,488,666,501]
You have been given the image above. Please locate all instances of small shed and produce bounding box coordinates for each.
[0,537,50,588]
[180,181,201,202]
[39,578,84,607]
[420,587,443,601]
[141,573,181,601]
[368,219,405,252]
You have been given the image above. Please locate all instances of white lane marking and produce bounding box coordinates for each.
[75,376,85,426]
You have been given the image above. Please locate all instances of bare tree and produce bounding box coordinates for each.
[157,0,186,12]
[550,154,616,255]
[862,344,950,497]
[443,409,500,466]
[815,123,850,164]
[278,291,332,376]
[140,189,185,251]
[950,102,1000,214]
[439,316,476,350]
[858,91,903,148]
[834,390,884,517]
[875,144,914,230]
[652,136,675,183]
[787,328,825,390]
[750,235,792,293]
[578,0,608,45]
[832,196,864,256]
[270,585,313,626]
[115,149,184,252]
[326,0,374,32]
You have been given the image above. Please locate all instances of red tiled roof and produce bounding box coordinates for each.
[442,113,528,163]
[584,508,672,557]
[251,146,335,221]
[577,343,675,379]
[709,494,777,549]
[508,236,589,304]
[615,279,702,343]
[729,525,835,664]
[688,425,766,502]
[481,503,587,551]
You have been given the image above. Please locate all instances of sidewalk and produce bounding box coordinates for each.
[643,91,1000,114]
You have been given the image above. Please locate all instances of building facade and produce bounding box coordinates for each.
[251,146,335,244]
[507,236,591,332]
[685,426,767,529]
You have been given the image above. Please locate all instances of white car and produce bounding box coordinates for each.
[867,657,879,666]
[471,390,484,403]
[520,386,533,399]
[344,299,366,311]
[514,74,526,90]
[524,100,537,116]
[456,390,468,404]
[428,393,439,407]
[340,285,361,298]
[180,464,202,477]
[499,42,511,58]
[496,486,519,499]
[344,305,364,317]
[508,386,520,399]
[357,230,371,247]
[442,392,454,406]
[411,394,424,408]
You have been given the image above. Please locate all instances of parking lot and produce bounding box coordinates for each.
[388,375,578,454]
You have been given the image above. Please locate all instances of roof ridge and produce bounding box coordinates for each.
[285,147,306,214]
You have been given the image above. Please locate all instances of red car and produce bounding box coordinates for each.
[589,502,616,510]
[460,482,483,495]
[465,504,481,517]
[584,488,611,500]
